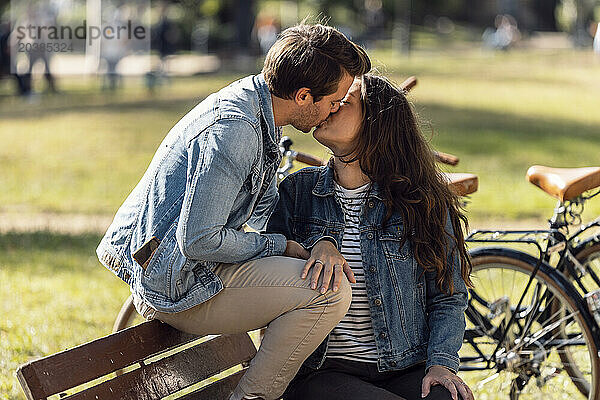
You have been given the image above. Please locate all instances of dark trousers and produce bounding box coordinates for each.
[284,358,457,400]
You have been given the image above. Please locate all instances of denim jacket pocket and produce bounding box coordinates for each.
[379,222,411,260]
[170,255,196,301]
[143,221,178,278]
[141,221,180,300]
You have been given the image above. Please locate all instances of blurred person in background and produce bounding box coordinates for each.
[255,14,280,54]
[593,21,600,55]
[482,14,521,50]
[146,2,179,91]
[20,2,57,94]
[0,21,28,95]
[101,3,127,91]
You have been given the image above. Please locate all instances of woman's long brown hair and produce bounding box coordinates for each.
[345,74,473,294]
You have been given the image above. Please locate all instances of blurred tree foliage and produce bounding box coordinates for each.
[148,0,598,53]
[1,0,598,52]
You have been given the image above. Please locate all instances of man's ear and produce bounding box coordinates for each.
[294,87,313,106]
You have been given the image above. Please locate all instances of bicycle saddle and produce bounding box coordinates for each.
[526,165,600,202]
[443,172,478,196]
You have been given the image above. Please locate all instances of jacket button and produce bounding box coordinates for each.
[368,201,375,208]
[390,361,397,367]
[369,266,376,272]
[374,299,382,306]
[367,232,374,240]
[379,332,387,339]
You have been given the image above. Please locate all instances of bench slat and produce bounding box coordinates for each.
[16,365,42,400]
[179,370,245,400]
[16,320,253,399]
[62,333,256,400]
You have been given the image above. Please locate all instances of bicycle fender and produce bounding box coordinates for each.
[573,237,600,260]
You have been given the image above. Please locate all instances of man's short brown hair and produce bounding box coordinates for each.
[262,23,371,102]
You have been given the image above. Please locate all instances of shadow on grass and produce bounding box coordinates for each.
[0,230,101,251]
[417,101,600,162]
[0,231,103,273]
[0,75,239,120]
[0,95,201,120]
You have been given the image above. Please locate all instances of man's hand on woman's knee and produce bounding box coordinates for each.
[302,240,356,294]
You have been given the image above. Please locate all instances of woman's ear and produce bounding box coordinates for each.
[294,88,313,106]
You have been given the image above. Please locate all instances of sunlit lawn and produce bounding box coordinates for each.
[0,232,130,399]
[1,50,599,222]
[1,47,600,399]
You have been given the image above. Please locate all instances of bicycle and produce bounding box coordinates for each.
[459,165,600,399]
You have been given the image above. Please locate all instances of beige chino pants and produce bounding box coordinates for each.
[153,256,352,400]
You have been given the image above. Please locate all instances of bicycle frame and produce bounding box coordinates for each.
[543,197,600,294]
[464,193,600,371]
[466,230,562,363]
[461,246,600,375]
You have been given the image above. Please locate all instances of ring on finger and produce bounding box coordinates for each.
[314,259,324,266]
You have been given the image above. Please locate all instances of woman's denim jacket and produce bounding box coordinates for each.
[96,74,287,313]
[266,166,468,373]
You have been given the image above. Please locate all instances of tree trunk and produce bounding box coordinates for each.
[533,0,558,31]
[394,0,412,54]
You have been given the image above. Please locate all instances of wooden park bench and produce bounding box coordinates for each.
[16,319,257,400]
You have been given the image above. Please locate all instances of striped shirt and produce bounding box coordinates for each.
[326,181,378,363]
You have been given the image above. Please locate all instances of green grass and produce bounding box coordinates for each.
[0,232,130,399]
[0,75,241,215]
[387,50,600,223]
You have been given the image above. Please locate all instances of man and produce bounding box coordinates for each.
[97,23,371,400]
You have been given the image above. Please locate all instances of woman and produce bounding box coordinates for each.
[266,74,474,400]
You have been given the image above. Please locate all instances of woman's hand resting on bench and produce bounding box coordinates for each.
[301,240,356,294]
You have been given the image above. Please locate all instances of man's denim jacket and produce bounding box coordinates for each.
[266,166,468,373]
[96,74,287,313]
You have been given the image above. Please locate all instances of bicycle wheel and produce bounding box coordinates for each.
[112,294,145,332]
[459,248,600,400]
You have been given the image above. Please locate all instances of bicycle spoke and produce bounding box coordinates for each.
[502,267,506,306]
[488,267,496,302]
[512,269,517,299]
[509,288,578,354]
[512,307,572,351]
[510,333,586,371]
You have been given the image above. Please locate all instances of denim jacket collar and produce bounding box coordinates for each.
[254,74,280,151]
[312,162,384,201]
